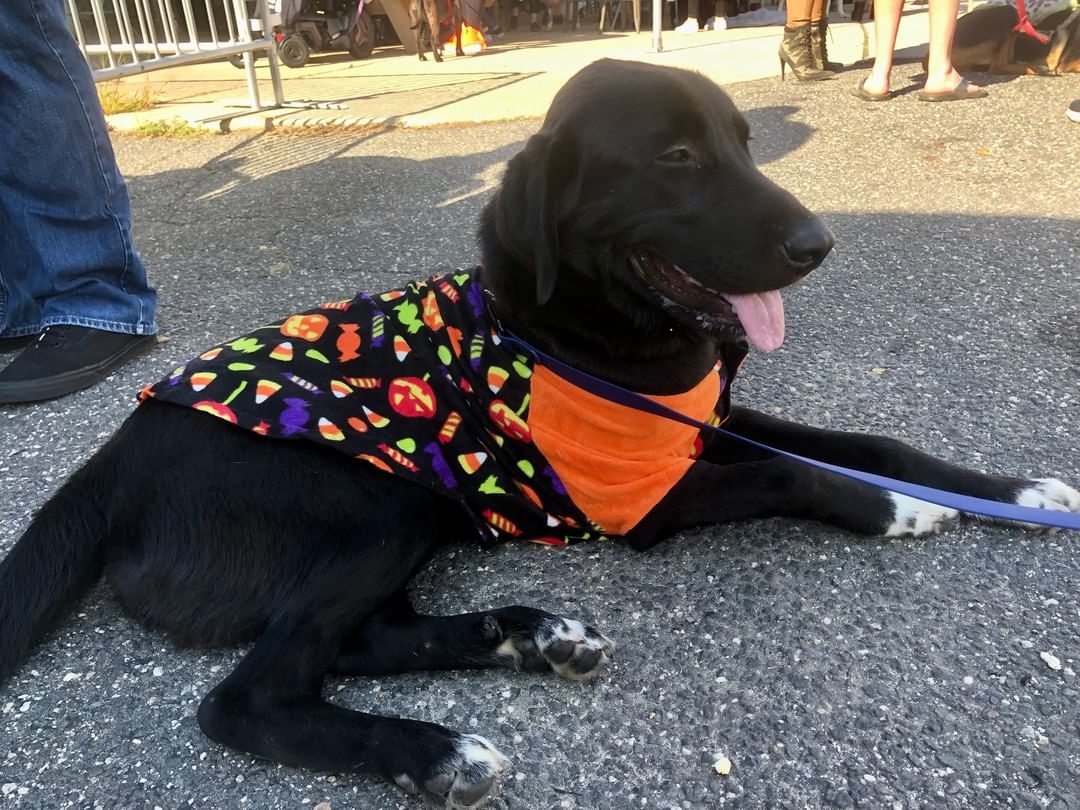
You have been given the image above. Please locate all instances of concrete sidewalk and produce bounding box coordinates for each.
[104,10,932,131]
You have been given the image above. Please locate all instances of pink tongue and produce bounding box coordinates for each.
[724,291,785,352]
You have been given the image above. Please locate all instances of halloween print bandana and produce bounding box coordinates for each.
[140,268,742,546]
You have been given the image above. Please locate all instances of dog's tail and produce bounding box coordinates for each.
[0,452,111,683]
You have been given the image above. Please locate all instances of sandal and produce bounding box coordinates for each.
[917,79,988,102]
[851,77,892,102]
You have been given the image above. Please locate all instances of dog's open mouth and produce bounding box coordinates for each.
[629,248,786,352]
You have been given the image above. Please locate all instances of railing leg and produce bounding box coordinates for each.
[263,0,284,107]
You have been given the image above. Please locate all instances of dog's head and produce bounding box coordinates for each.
[481,59,833,359]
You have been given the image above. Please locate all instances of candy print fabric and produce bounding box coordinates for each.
[141,269,599,546]
[140,267,744,546]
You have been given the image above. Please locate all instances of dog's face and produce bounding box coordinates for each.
[487,59,834,355]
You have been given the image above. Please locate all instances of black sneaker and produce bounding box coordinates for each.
[0,332,42,353]
[1068,100,1080,123]
[0,326,157,404]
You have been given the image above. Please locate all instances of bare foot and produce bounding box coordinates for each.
[922,68,981,96]
[860,71,890,96]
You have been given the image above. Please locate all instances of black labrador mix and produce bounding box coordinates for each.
[1,60,1077,808]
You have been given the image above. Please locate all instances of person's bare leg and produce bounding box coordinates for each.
[862,0,904,94]
[922,0,981,93]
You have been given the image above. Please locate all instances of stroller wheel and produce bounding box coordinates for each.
[347,8,376,59]
[277,32,310,68]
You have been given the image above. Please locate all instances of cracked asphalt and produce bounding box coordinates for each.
[2,63,1079,809]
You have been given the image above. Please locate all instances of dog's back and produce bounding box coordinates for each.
[952,0,1080,73]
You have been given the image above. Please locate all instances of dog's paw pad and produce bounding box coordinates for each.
[495,614,614,680]
[885,492,959,537]
[397,733,508,809]
[533,618,615,681]
[1013,478,1080,529]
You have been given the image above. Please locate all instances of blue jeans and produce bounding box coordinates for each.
[0,0,157,339]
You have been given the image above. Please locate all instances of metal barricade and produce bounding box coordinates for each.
[66,0,284,111]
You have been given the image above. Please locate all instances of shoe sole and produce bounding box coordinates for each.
[0,335,158,405]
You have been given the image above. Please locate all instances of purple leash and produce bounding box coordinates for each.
[499,331,1080,531]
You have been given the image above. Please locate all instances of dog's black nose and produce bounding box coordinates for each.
[782,221,835,273]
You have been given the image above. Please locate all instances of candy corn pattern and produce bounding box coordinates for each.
[270,342,294,362]
[255,379,281,404]
[137,269,738,547]
[487,366,509,394]
[330,380,353,399]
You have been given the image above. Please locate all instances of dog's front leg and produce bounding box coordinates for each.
[426,7,443,61]
[623,456,954,551]
[713,407,1080,519]
[453,12,464,56]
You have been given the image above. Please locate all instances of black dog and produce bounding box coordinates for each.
[410,0,464,62]
[1,59,1077,809]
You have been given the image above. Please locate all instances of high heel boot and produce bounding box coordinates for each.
[810,19,843,72]
[778,24,831,81]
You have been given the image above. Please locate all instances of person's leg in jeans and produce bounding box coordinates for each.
[0,0,158,404]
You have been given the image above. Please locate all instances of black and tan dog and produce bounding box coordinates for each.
[951,3,1080,74]
[410,0,464,61]
[1,60,1078,809]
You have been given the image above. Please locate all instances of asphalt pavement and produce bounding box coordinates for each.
[2,63,1079,810]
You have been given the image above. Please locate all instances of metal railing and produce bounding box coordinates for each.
[66,0,284,111]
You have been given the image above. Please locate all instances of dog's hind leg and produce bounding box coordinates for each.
[196,594,507,806]
[416,23,427,60]
[427,5,443,61]
[330,593,614,680]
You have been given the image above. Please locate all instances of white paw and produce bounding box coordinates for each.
[1013,478,1080,529]
[884,492,959,537]
[396,733,508,809]
[498,617,614,681]
[535,618,615,681]
[1016,478,1080,511]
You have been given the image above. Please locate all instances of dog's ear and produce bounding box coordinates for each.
[494,128,580,306]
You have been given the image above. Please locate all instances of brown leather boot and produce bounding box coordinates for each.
[778,24,832,81]
[810,19,844,72]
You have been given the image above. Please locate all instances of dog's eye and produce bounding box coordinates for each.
[657,148,694,164]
